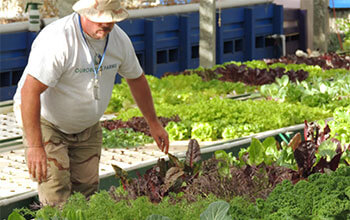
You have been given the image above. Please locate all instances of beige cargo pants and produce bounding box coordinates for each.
[22,117,102,206]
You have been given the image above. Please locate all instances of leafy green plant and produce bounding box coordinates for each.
[318,106,350,166]
[220,59,349,80]
[117,96,331,141]
[107,74,256,113]
[246,137,279,166]
[215,136,296,170]
[214,150,238,178]
[319,106,350,146]
[336,18,350,51]
[7,212,25,220]
[289,121,346,178]
[106,65,340,142]
[199,200,231,220]
[35,206,63,220]
[111,139,202,202]
[275,138,297,170]
[102,127,153,148]
[260,167,350,219]
[215,119,350,177]
[165,121,190,141]
[260,74,350,111]
[11,167,350,219]
[63,209,86,220]
[191,122,218,141]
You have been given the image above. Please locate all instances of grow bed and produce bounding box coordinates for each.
[0,120,306,219]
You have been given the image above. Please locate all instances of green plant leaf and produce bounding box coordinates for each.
[248,138,264,166]
[215,150,228,160]
[262,137,277,151]
[317,139,338,162]
[200,200,231,220]
[264,137,280,165]
[8,211,26,220]
[276,75,289,87]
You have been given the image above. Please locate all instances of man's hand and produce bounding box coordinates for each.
[149,122,169,154]
[126,74,170,154]
[27,146,47,183]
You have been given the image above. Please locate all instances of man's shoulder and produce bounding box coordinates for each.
[112,24,130,39]
[109,24,133,49]
[39,14,77,38]
[34,14,78,48]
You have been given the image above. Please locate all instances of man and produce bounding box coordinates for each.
[13,0,169,206]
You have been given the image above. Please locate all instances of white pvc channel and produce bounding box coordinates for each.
[0,0,273,34]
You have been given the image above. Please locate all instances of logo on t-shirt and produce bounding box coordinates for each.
[74,63,118,74]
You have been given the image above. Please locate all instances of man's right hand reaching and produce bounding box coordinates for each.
[21,75,49,183]
[27,146,47,183]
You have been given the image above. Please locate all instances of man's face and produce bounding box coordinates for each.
[82,16,114,39]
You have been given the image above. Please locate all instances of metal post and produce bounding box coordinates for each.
[199,0,216,68]
[313,0,329,53]
[300,0,314,50]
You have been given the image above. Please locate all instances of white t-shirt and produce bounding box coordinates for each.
[13,13,143,134]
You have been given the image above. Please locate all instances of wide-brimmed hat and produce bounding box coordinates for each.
[72,0,129,23]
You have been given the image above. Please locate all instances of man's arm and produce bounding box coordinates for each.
[126,73,169,153]
[21,74,48,182]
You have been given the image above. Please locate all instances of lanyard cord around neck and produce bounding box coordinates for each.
[78,15,109,80]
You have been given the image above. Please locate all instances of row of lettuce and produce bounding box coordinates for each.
[11,167,350,220]
[102,60,350,146]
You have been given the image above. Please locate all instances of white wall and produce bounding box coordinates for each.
[273,0,300,8]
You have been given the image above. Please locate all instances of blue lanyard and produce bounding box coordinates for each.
[78,15,109,80]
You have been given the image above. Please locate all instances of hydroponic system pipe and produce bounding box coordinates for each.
[0,17,57,33]
[268,34,286,56]
[128,0,274,18]
[0,0,273,33]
